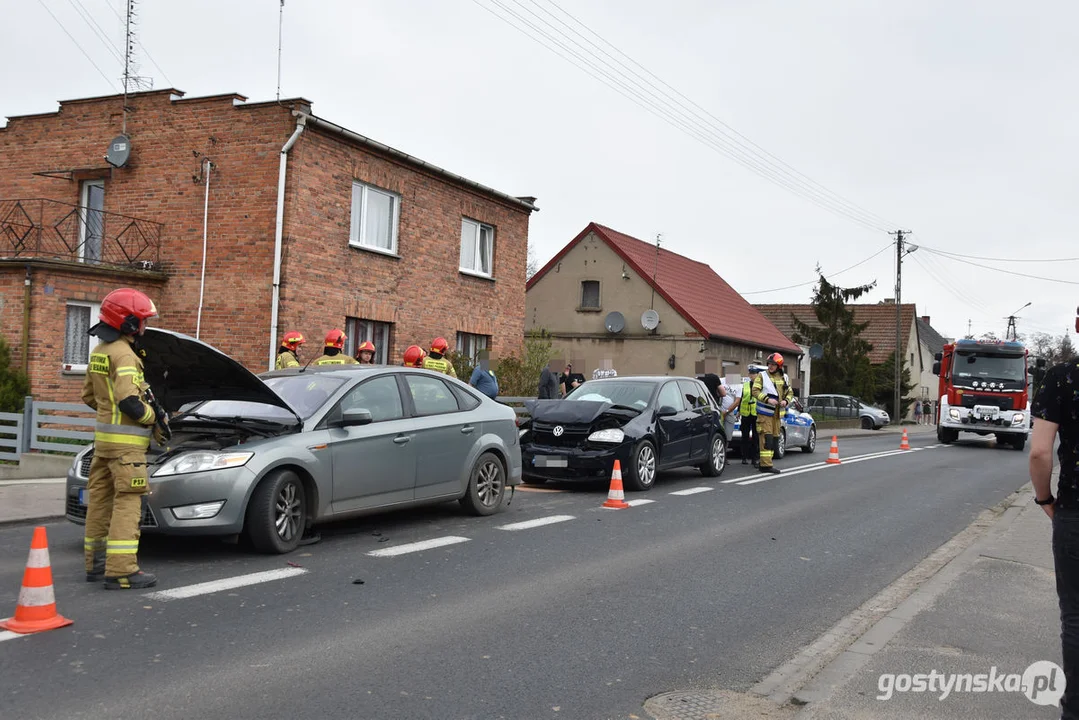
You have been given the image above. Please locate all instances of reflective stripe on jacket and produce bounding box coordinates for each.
[313,354,359,366]
[739,380,757,416]
[81,337,154,453]
[276,350,300,369]
[422,356,457,378]
[752,371,793,419]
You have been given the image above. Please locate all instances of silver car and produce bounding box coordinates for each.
[65,329,522,553]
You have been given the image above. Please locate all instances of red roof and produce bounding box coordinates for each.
[528,223,801,354]
[754,303,917,364]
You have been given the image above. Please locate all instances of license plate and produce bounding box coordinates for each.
[534,456,568,468]
[78,488,87,506]
[974,405,999,420]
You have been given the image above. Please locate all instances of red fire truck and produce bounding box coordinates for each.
[932,339,1044,450]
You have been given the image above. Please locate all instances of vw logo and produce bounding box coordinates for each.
[553,425,565,437]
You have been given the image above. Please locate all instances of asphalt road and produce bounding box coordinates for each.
[0,432,1028,720]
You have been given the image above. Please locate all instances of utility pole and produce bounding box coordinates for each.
[1004,302,1031,341]
[891,230,915,421]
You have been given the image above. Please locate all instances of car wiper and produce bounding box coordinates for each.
[172,413,278,437]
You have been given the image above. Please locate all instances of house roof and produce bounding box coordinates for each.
[528,223,801,354]
[917,318,948,355]
[754,303,917,364]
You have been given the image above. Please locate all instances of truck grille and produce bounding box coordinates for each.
[960,394,1014,411]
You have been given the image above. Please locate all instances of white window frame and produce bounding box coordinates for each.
[460,218,494,278]
[456,332,489,363]
[345,318,393,364]
[78,179,105,262]
[349,181,400,255]
[63,301,100,374]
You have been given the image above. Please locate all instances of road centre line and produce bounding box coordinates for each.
[143,567,309,601]
[366,536,470,557]
[669,487,714,496]
[721,447,920,484]
[497,515,575,531]
[736,448,920,486]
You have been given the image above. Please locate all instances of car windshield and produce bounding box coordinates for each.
[564,380,654,410]
[185,374,347,422]
[954,352,1026,383]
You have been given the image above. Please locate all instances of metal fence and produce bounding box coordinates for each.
[0,397,93,462]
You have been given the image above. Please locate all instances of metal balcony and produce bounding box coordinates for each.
[0,198,162,270]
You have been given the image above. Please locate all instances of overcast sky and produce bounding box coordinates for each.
[4,0,1078,343]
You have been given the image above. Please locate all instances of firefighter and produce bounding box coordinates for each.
[421,337,458,378]
[740,364,763,466]
[81,288,162,590]
[355,341,376,364]
[753,353,794,474]
[275,331,305,369]
[403,345,427,368]
[311,329,359,366]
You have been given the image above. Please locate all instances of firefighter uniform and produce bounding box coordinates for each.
[276,349,300,369]
[81,336,158,584]
[752,365,794,470]
[421,354,457,378]
[312,353,359,366]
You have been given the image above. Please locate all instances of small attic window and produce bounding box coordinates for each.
[580,280,600,310]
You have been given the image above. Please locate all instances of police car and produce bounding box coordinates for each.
[731,396,817,459]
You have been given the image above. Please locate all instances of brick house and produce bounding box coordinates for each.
[0,89,536,401]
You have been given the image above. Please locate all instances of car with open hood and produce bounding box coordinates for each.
[518,376,727,491]
[65,328,522,553]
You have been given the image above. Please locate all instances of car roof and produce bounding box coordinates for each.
[586,375,704,383]
[260,365,446,380]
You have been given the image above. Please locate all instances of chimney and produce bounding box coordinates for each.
[880,298,896,305]
[921,315,930,325]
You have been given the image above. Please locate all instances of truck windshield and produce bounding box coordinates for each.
[954,353,1026,384]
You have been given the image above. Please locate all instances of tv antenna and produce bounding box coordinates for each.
[277,0,285,101]
[1004,302,1031,341]
[120,0,153,135]
[650,233,662,310]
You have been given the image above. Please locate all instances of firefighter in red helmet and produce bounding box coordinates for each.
[276,331,306,369]
[355,341,376,365]
[752,352,794,475]
[80,288,162,589]
[312,329,359,366]
[403,345,427,368]
[422,336,457,378]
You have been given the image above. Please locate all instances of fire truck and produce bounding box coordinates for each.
[932,339,1044,450]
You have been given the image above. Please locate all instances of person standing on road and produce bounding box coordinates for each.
[81,288,162,590]
[538,360,560,399]
[275,331,305,369]
[422,337,458,378]
[561,363,585,397]
[753,353,794,475]
[741,365,762,466]
[913,399,923,425]
[312,329,360,366]
[469,350,499,400]
[1030,335,1079,719]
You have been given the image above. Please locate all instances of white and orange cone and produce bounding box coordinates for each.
[602,460,631,509]
[900,428,911,451]
[826,436,842,465]
[0,527,73,635]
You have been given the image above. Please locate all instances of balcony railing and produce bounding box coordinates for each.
[0,198,162,270]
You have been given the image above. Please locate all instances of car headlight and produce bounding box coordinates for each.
[1012,413,1026,425]
[153,451,254,477]
[588,428,625,444]
[949,408,960,420]
[170,500,226,520]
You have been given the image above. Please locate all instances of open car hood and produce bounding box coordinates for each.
[526,399,639,425]
[139,328,297,417]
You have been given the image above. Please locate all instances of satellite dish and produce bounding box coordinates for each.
[604,311,625,334]
[809,343,824,360]
[105,135,131,168]
[641,309,660,331]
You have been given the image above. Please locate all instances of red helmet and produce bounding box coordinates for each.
[403,345,427,367]
[325,329,347,350]
[430,337,450,355]
[766,353,784,368]
[282,331,305,348]
[357,341,375,354]
[99,288,157,335]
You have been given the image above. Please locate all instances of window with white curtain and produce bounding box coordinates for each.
[350,182,400,253]
[63,302,100,371]
[460,218,494,277]
[456,332,489,363]
[345,318,393,364]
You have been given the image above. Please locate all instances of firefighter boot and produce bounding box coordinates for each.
[104,571,157,590]
[86,551,106,583]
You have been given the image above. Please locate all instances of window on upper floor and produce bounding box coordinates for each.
[350,181,400,254]
[78,180,105,263]
[460,218,494,277]
[580,280,600,310]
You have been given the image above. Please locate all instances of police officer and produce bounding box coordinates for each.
[355,341,376,364]
[740,365,763,466]
[275,331,305,369]
[422,337,457,378]
[81,288,162,590]
[311,329,359,366]
[403,345,427,367]
[753,353,794,474]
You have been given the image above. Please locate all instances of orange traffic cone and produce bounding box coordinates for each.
[0,527,73,635]
[826,436,842,465]
[602,459,631,509]
[900,428,911,451]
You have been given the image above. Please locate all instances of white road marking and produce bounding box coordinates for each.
[737,449,918,486]
[0,626,27,643]
[143,567,308,601]
[669,487,714,496]
[625,499,655,507]
[497,515,575,531]
[722,461,828,482]
[366,536,470,557]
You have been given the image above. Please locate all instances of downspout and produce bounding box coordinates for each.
[21,265,31,375]
[195,159,213,339]
[269,115,306,370]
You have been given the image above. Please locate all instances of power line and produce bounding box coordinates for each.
[104,0,173,87]
[741,241,892,295]
[915,243,1079,263]
[470,0,896,234]
[34,0,120,91]
[67,0,125,65]
[921,248,1079,286]
[908,253,988,316]
[916,251,989,312]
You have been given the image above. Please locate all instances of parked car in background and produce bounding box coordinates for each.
[66,328,522,554]
[732,398,817,459]
[806,394,890,430]
[519,376,727,491]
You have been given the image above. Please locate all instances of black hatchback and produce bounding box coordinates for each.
[519,376,727,491]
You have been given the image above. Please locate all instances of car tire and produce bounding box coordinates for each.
[246,469,306,555]
[775,429,787,460]
[1011,436,1027,451]
[625,439,657,492]
[938,425,957,444]
[861,416,873,430]
[700,433,726,477]
[802,426,817,453]
[460,452,507,516]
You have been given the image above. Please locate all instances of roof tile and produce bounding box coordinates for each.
[754,303,917,364]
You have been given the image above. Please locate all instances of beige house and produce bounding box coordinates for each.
[525,223,801,388]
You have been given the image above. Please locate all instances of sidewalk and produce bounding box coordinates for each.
[831,423,936,440]
[0,478,67,526]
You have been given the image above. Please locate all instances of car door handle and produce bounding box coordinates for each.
[393,435,411,445]
[460,425,475,435]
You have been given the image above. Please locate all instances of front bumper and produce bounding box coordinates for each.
[940,406,1029,436]
[521,442,629,482]
[65,462,257,536]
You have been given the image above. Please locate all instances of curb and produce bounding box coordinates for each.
[0,514,68,529]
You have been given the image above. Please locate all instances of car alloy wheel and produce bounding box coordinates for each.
[637,443,656,486]
[275,481,303,542]
[247,469,307,554]
[711,435,725,474]
[776,430,786,459]
[804,427,817,453]
[475,457,504,508]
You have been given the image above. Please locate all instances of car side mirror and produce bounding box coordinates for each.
[338,408,373,427]
[932,361,941,376]
[657,405,679,417]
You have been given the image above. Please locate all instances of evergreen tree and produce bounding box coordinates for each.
[790,269,876,394]
[0,336,29,413]
[873,350,916,419]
